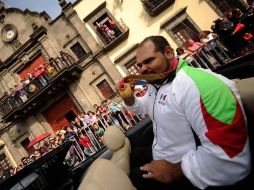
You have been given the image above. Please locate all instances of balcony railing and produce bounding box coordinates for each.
[141,0,175,16]
[178,38,254,78]
[95,19,129,50]
[0,52,83,122]
[179,39,232,70]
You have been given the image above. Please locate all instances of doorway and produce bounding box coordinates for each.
[42,94,80,131]
[64,110,76,122]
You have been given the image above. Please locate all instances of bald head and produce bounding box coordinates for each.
[139,36,171,54]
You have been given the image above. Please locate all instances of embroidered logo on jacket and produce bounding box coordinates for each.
[158,94,167,105]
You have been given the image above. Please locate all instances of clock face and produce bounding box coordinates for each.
[6,29,15,39]
[1,24,18,43]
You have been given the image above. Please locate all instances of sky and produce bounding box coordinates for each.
[3,0,76,19]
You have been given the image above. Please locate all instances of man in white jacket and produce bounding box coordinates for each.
[115,36,251,190]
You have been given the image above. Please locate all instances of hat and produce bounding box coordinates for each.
[60,130,66,134]
[30,154,36,159]
[213,18,223,23]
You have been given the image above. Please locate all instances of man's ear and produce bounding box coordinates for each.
[164,46,174,60]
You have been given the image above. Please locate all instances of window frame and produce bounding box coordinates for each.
[114,43,139,76]
[63,36,90,62]
[205,0,248,16]
[83,2,129,50]
[70,42,87,60]
[96,79,115,99]
[161,7,201,48]
[125,59,139,75]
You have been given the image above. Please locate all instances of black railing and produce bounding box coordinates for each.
[183,40,229,69]
[0,142,71,190]
[141,0,175,16]
[178,39,254,79]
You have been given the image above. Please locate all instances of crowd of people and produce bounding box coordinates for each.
[0,135,62,182]
[0,51,74,117]
[175,7,254,71]
[0,98,144,182]
[176,32,227,70]
[62,99,143,166]
[213,7,254,56]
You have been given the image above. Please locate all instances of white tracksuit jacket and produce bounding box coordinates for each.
[125,64,251,189]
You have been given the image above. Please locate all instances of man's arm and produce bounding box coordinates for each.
[115,81,148,115]
[140,160,184,184]
[175,69,251,189]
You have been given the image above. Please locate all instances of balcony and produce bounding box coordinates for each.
[94,17,129,51]
[0,52,83,123]
[141,0,175,16]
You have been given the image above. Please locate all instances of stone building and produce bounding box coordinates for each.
[0,0,249,171]
[0,0,122,170]
[73,0,248,76]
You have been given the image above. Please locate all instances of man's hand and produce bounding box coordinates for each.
[140,160,184,183]
[115,80,135,106]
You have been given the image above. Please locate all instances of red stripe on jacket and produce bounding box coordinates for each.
[201,98,247,158]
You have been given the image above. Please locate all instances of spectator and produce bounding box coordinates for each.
[39,146,48,156]
[63,126,78,142]
[32,149,41,160]
[187,39,214,69]
[33,67,46,87]
[18,82,28,102]
[49,137,57,149]
[79,112,90,126]
[176,47,191,60]
[60,51,73,66]
[186,39,203,52]
[92,123,105,143]
[87,111,98,125]
[108,18,122,36]
[74,117,85,130]
[200,31,224,65]
[78,132,95,156]
[46,64,57,78]
[107,99,130,131]
[21,157,28,168]
[101,23,116,41]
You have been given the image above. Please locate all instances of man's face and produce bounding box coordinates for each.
[188,39,194,46]
[136,41,173,75]
[67,127,72,132]
[22,159,27,164]
[75,117,79,123]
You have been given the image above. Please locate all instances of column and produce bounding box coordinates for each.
[39,34,62,59]
[25,115,46,138]
[69,81,93,111]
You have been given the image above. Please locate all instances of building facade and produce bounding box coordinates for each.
[0,0,122,170]
[74,0,248,76]
[0,0,249,171]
